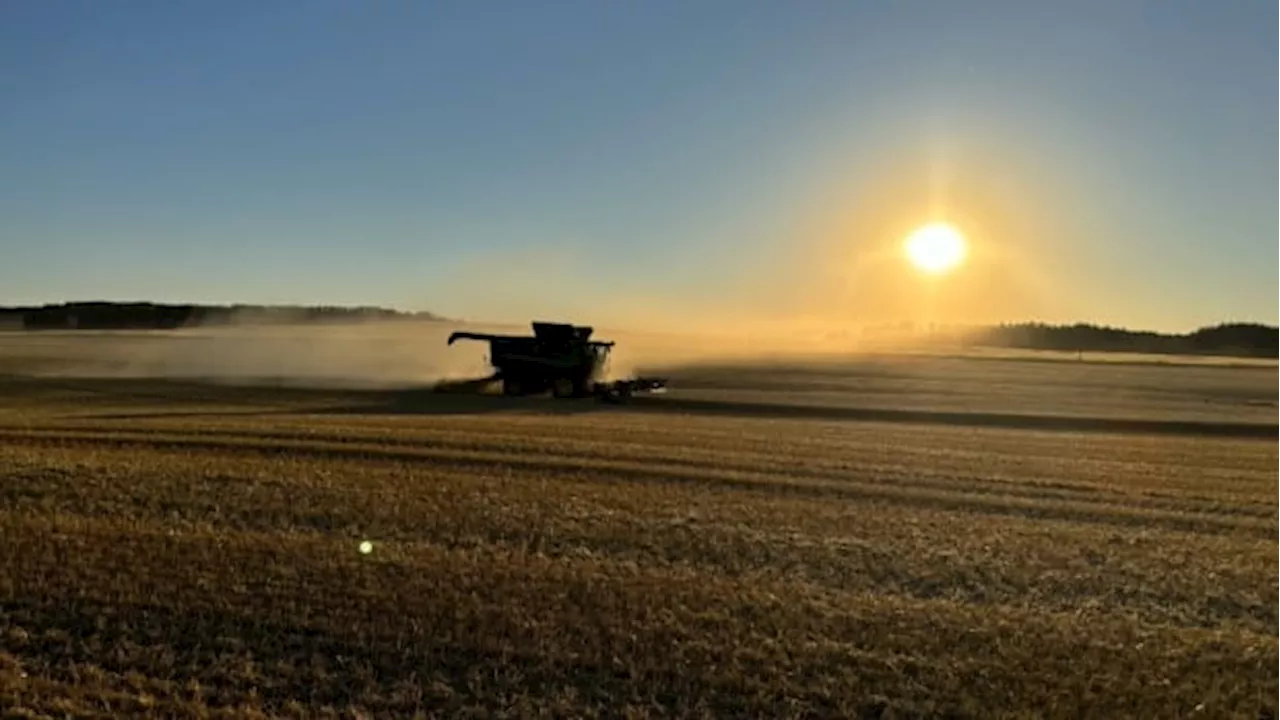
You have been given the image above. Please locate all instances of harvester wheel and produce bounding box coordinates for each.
[551,377,576,398]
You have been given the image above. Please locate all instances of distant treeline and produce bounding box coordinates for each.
[0,302,442,330]
[1,302,1275,359]
[968,322,1278,359]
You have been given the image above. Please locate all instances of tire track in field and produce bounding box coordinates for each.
[0,427,1271,538]
[7,421,1272,520]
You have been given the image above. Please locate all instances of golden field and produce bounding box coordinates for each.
[0,327,1275,718]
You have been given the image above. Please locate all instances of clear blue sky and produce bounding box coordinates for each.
[2,0,1275,331]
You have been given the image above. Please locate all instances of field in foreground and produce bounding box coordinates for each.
[0,349,1276,717]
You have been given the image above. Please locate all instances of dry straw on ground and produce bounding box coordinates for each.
[0,343,1275,718]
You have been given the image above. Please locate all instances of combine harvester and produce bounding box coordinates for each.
[447,321,667,403]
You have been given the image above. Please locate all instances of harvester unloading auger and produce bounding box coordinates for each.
[446,321,667,402]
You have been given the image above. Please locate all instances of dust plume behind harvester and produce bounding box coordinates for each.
[446,321,667,402]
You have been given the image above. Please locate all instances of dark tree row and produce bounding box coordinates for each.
[971,322,1278,358]
[0,302,441,330]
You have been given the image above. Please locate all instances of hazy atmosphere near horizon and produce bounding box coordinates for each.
[2,0,1275,333]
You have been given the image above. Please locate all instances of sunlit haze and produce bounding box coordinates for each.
[2,1,1275,333]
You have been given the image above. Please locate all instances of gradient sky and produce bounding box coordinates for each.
[2,0,1275,332]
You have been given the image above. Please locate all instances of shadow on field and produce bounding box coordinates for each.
[620,396,1278,439]
[324,387,606,417]
[4,374,1275,439]
[318,385,1278,439]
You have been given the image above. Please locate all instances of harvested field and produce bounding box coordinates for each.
[0,330,1276,718]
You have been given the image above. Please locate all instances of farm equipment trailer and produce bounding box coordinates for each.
[446,321,667,402]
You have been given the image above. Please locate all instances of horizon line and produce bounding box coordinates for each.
[1,299,1276,337]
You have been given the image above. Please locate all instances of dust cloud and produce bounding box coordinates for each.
[0,247,1043,392]
[0,316,942,391]
[0,248,1051,392]
[1,150,1069,389]
[0,322,492,389]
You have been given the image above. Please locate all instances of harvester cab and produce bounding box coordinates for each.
[446,321,666,402]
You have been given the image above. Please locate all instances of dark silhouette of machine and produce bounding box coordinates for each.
[447,321,666,401]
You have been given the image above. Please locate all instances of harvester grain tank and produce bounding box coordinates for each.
[446,321,666,401]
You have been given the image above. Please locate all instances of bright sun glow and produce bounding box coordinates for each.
[904,222,967,275]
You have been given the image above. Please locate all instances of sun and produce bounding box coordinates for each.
[904,222,967,275]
